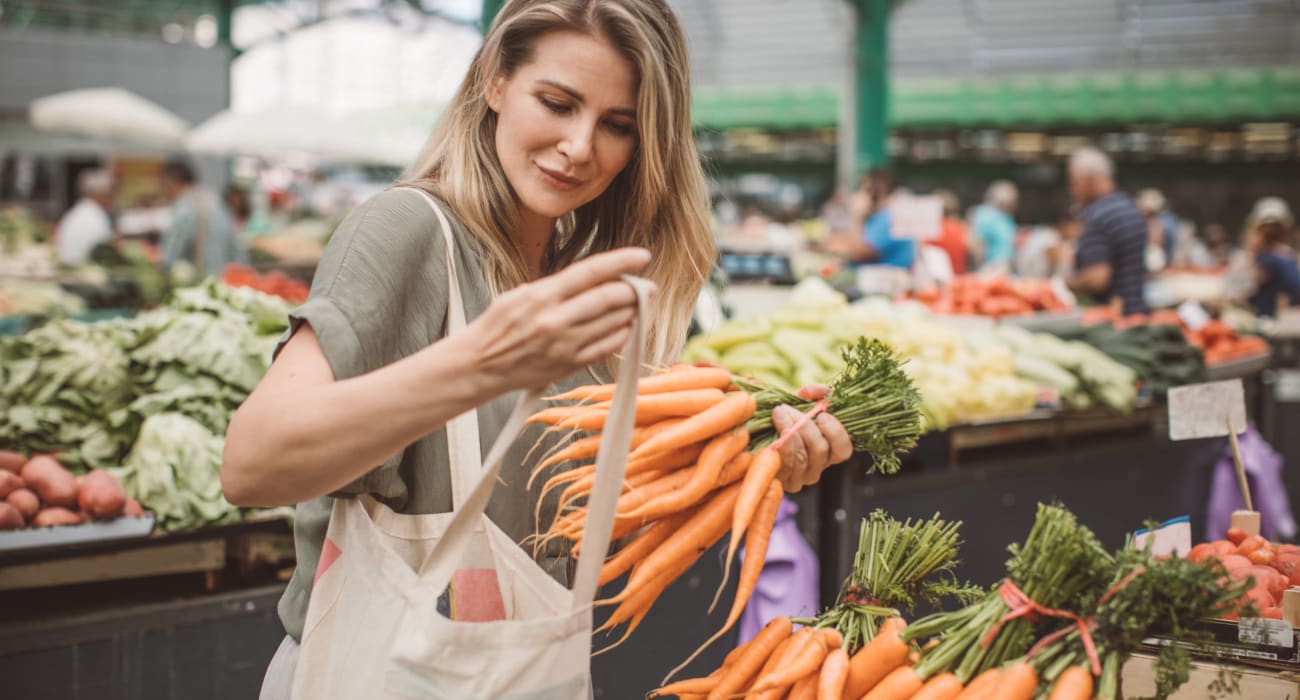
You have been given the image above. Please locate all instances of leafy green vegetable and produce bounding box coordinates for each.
[111,413,242,530]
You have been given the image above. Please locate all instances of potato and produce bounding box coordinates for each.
[0,471,24,499]
[0,450,25,474]
[21,455,78,508]
[0,502,22,529]
[6,488,40,519]
[32,507,83,527]
[77,470,127,520]
[123,497,144,518]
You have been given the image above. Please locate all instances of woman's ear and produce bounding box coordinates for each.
[486,75,506,113]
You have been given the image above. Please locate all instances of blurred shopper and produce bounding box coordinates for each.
[820,186,855,237]
[223,184,253,234]
[1136,188,1180,272]
[858,169,915,269]
[971,180,1018,273]
[933,190,969,274]
[1245,197,1300,317]
[160,157,244,276]
[1065,148,1148,314]
[55,168,115,265]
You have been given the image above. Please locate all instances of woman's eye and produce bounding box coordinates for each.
[605,120,635,137]
[539,97,571,114]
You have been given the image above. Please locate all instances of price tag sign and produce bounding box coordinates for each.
[1167,379,1247,441]
[1131,516,1192,557]
[1176,300,1212,332]
[890,194,943,242]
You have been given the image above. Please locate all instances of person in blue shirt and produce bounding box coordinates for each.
[971,180,1018,273]
[841,168,915,269]
[1246,197,1300,318]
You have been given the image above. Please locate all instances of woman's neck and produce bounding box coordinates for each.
[516,209,557,279]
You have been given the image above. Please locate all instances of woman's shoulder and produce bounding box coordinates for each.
[327,187,474,260]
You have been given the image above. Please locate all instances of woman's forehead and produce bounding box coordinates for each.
[513,30,638,108]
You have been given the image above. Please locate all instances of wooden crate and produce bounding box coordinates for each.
[1123,652,1300,699]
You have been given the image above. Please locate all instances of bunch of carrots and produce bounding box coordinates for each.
[649,616,1089,700]
[526,339,922,653]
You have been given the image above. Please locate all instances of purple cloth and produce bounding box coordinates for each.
[736,497,821,644]
[1207,423,1297,542]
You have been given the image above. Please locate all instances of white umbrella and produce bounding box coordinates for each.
[29,87,190,147]
[187,104,442,167]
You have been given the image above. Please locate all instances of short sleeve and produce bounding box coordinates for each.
[863,211,893,251]
[1074,216,1109,270]
[274,188,453,495]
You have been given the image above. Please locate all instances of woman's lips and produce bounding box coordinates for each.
[537,164,583,191]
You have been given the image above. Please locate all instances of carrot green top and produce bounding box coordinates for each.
[275,188,594,641]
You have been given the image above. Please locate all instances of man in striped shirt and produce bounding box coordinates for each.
[1066,148,1149,315]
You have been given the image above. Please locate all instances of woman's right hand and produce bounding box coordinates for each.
[460,247,654,393]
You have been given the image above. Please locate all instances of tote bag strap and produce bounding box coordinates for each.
[403,187,483,509]
[399,187,649,610]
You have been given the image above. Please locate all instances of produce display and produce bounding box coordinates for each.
[0,451,144,530]
[904,276,1071,318]
[1186,527,1300,620]
[654,504,1246,700]
[527,343,921,653]
[222,263,310,304]
[1052,322,1206,396]
[1081,308,1270,367]
[0,280,87,318]
[0,279,292,531]
[684,282,1142,431]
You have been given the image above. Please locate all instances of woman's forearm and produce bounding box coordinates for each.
[221,332,504,507]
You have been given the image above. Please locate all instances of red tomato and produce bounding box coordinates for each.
[1226,527,1248,545]
[1188,543,1217,563]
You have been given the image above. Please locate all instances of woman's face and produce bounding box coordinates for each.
[488,30,639,231]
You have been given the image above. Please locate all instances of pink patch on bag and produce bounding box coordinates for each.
[315,537,342,582]
[450,568,506,621]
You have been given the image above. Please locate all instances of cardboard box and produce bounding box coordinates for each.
[1123,652,1300,699]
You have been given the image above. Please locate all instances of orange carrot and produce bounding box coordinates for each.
[546,389,728,430]
[668,478,784,681]
[1047,665,1093,700]
[650,673,719,697]
[820,627,844,650]
[788,673,819,700]
[546,366,733,402]
[599,508,696,586]
[631,392,757,461]
[621,482,741,595]
[861,665,923,700]
[994,662,1039,700]
[704,617,793,700]
[842,617,910,698]
[750,628,830,692]
[817,647,850,700]
[911,672,964,700]
[954,668,1002,700]
[724,448,783,576]
[621,427,748,522]
[744,634,799,700]
[716,450,752,486]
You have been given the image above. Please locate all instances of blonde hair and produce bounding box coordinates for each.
[400,0,714,365]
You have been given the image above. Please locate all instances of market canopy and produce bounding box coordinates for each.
[28,87,191,147]
[186,103,442,167]
[690,67,1300,131]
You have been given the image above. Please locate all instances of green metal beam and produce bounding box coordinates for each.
[853,0,892,172]
[482,0,506,33]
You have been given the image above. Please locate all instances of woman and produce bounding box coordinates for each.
[221,1,852,695]
[1245,197,1300,318]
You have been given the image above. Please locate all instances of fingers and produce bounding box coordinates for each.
[573,324,632,367]
[568,307,637,364]
[546,248,651,300]
[817,413,854,465]
[554,279,645,328]
[797,384,829,401]
[771,405,810,491]
[795,413,829,484]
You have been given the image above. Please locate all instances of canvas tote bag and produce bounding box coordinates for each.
[290,188,649,699]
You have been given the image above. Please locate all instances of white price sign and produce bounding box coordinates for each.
[1167,379,1247,441]
[890,194,943,242]
[1176,300,1211,332]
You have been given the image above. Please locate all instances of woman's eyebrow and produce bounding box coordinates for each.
[537,79,636,118]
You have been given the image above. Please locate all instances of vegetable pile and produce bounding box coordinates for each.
[1187,527,1300,620]
[652,504,1248,700]
[1052,322,1205,396]
[0,451,144,530]
[527,342,921,656]
[222,263,310,304]
[0,280,292,530]
[1081,308,1271,368]
[904,275,1071,318]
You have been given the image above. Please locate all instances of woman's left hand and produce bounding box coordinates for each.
[770,385,853,493]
